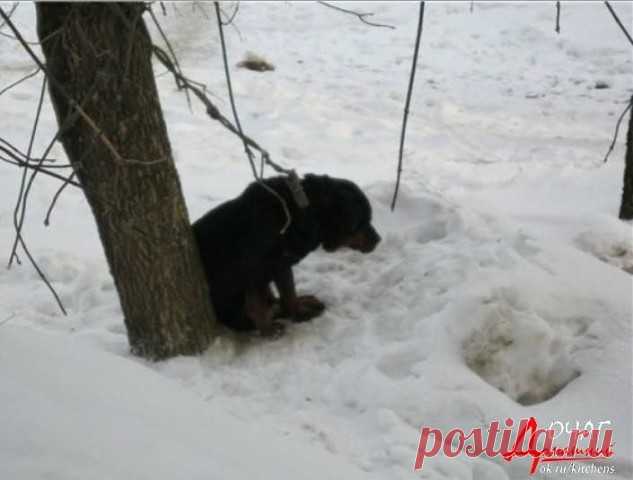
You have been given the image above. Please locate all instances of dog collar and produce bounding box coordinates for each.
[284,170,309,209]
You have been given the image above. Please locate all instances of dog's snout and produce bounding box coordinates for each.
[368,226,381,245]
[360,225,381,253]
[372,229,381,245]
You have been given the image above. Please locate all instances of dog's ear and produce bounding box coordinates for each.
[303,173,329,183]
[303,174,334,208]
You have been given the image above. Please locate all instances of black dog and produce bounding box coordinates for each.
[193,174,381,336]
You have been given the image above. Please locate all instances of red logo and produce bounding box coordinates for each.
[414,417,614,475]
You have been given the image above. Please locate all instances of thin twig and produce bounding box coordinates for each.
[0,137,65,166]
[0,142,80,182]
[152,44,289,174]
[148,6,192,109]
[112,3,292,182]
[44,172,76,226]
[221,2,240,26]
[604,96,633,164]
[0,67,40,96]
[6,74,67,314]
[12,79,100,201]
[219,2,243,39]
[0,29,40,45]
[391,1,425,211]
[15,232,68,315]
[44,135,98,226]
[112,3,294,228]
[214,2,257,178]
[0,137,28,158]
[0,6,99,316]
[604,1,633,47]
[75,101,167,165]
[0,2,18,30]
[0,154,80,184]
[0,7,163,167]
[213,2,292,233]
[9,75,47,268]
[0,3,64,47]
[0,21,63,46]
[317,1,395,29]
[105,0,284,173]
[0,312,16,328]
[555,1,561,34]
[4,77,99,229]
[0,157,71,169]
[192,2,210,19]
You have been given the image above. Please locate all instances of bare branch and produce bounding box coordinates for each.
[0,29,39,45]
[44,172,76,227]
[0,154,80,184]
[191,2,211,20]
[0,6,164,168]
[5,76,68,315]
[0,67,41,97]
[151,44,289,175]
[147,5,192,109]
[0,136,26,158]
[604,96,633,164]
[13,230,68,315]
[111,1,297,232]
[0,1,18,30]
[0,141,80,183]
[391,2,425,211]
[0,7,64,47]
[605,1,633,46]
[220,2,240,26]
[44,135,99,226]
[74,97,167,165]
[105,4,287,178]
[218,2,243,39]
[213,2,257,177]
[0,312,16,328]
[317,1,395,29]
[9,75,48,269]
[0,136,66,168]
[213,1,292,233]
[555,1,561,34]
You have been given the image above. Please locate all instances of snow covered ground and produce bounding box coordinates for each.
[1,2,631,479]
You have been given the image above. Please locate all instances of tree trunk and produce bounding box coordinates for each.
[37,3,216,360]
[619,97,633,220]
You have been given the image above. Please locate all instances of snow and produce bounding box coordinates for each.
[0,325,368,480]
[1,2,632,480]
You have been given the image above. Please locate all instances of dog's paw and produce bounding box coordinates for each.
[291,295,325,322]
[258,320,286,339]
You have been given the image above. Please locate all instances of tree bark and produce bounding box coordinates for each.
[37,3,216,360]
[619,96,633,220]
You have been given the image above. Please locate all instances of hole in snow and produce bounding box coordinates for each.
[462,295,581,406]
[575,231,633,275]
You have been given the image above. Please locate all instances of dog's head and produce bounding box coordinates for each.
[303,174,381,254]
